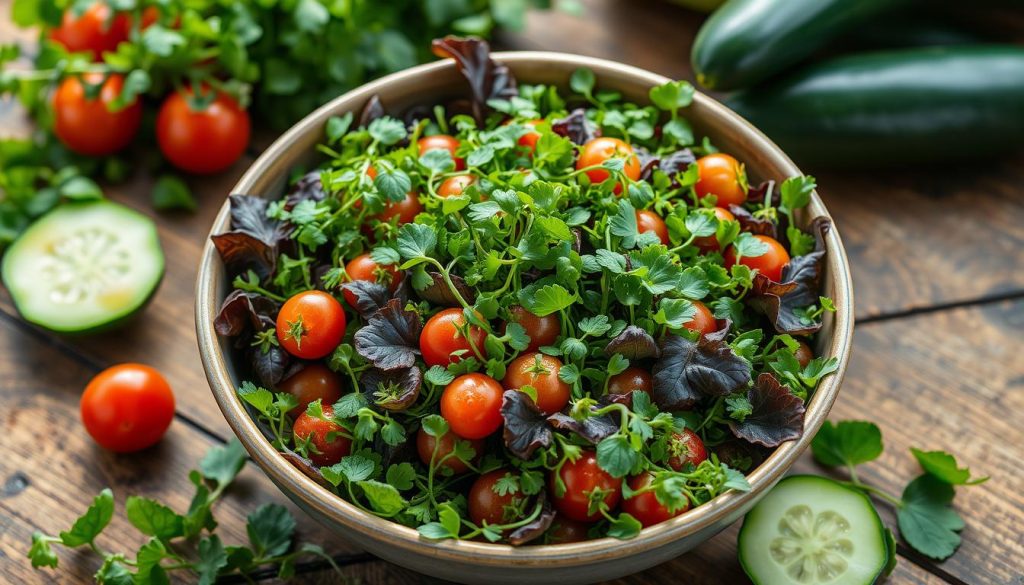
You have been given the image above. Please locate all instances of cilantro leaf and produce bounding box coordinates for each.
[606,512,642,539]
[897,474,965,560]
[246,503,296,558]
[910,449,988,486]
[609,200,641,248]
[28,533,59,568]
[196,535,228,585]
[780,175,816,214]
[125,497,185,541]
[811,420,884,469]
[649,80,695,113]
[59,489,114,547]
[357,480,407,516]
[199,439,248,488]
[596,434,639,478]
[520,284,576,317]
[396,223,437,260]
[386,463,417,491]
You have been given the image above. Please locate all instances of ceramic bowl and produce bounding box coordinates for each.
[196,51,854,585]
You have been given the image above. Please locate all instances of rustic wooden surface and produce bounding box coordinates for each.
[2,0,1022,583]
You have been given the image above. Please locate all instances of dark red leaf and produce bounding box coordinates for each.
[360,366,422,411]
[639,147,696,183]
[728,204,777,239]
[214,290,278,336]
[551,108,599,145]
[652,333,751,410]
[547,404,619,445]
[248,344,290,387]
[604,325,660,360]
[728,373,806,448]
[414,272,477,307]
[228,194,289,244]
[285,171,326,210]
[508,491,555,546]
[212,195,291,279]
[745,180,778,207]
[432,36,517,124]
[353,299,422,370]
[713,439,769,473]
[501,390,553,459]
[359,94,386,128]
[341,280,393,320]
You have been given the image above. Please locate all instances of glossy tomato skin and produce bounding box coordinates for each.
[53,73,141,156]
[277,363,344,417]
[607,367,653,397]
[685,300,718,336]
[376,190,423,224]
[343,253,402,306]
[276,291,346,360]
[420,308,487,367]
[437,174,477,198]
[549,451,622,522]
[695,153,747,207]
[49,2,129,60]
[636,209,669,245]
[505,305,559,352]
[666,429,709,471]
[517,119,543,151]
[418,134,465,170]
[577,137,641,192]
[80,364,175,453]
[794,341,814,369]
[469,469,524,526]
[440,373,504,439]
[694,207,736,253]
[293,405,351,466]
[724,234,790,282]
[502,352,571,415]
[546,516,592,543]
[156,88,251,174]
[622,472,689,528]
[416,427,483,474]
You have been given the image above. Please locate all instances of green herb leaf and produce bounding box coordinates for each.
[368,117,407,145]
[28,533,58,568]
[386,463,417,491]
[649,80,695,113]
[606,512,642,539]
[199,439,248,488]
[125,497,185,541]
[59,489,114,547]
[596,434,639,479]
[152,175,196,212]
[570,68,595,96]
[357,480,407,516]
[780,175,816,214]
[521,284,576,317]
[396,223,437,260]
[910,449,988,486]
[897,474,964,560]
[811,420,883,468]
[196,535,228,585]
[247,503,296,558]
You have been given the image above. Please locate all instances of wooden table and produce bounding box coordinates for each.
[2,1,1022,583]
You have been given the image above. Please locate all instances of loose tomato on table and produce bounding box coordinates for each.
[469,469,526,527]
[53,73,142,156]
[293,404,351,466]
[549,451,622,522]
[277,363,344,416]
[635,209,669,245]
[693,207,736,253]
[666,429,708,471]
[504,305,559,352]
[156,87,251,174]
[418,134,465,170]
[440,373,504,439]
[49,2,129,60]
[684,300,717,336]
[416,427,483,474]
[694,153,747,207]
[80,364,175,453]
[502,352,571,415]
[342,253,402,306]
[419,308,487,367]
[724,234,790,282]
[437,174,477,198]
[576,137,640,193]
[276,290,346,360]
[607,367,653,397]
[622,472,690,528]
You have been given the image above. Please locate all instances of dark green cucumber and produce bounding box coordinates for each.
[726,46,1024,168]
[692,0,911,90]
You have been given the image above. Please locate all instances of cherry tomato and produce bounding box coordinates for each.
[517,119,543,152]
[52,73,141,156]
[549,451,622,522]
[505,305,559,352]
[724,234,790,282]
[376,190,423,224]
[469,469,525,526]
[416,427,483,474]
[694,207,736,253]
[636,209,669,245]
[49,2,129,60]
[277,363,344,417]
[666,429,708,471]
[503,352,571,415]
[156,87,251,174]
[695,153,747,207]
[622,472,689,528]
[440,373,504,439]
[794,341,814,369]
[342,253,402,307]
[685,300,718,336]
[546,516,592,544]
[80,364,175,453]
[437,174,477,198]
[276,290,346,360]
[293,404,351,466]
[607,367,652,397]
[576,137,641,193]
[420,308,487,367]
[418,134,465,170]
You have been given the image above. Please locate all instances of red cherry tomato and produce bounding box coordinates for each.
[622,472,689,528]
[277,363,344,417]
[694,207,736,253]
[505,305,560,352]
[794,341,814,369]
[293,404,351,466]
[517,119,543,152]
[576,137,640,193]
[156,87,251,174]
[420,308,487,367]
[469,469,525,526]
[636,209,669,245]
[607,367,652,397]
[685,300,718,336]
[49,2,129,60]
[546,516,592,543]
[342,253,402,307]
[416,427,483,474]
[724,234,790,282]
[418,134,465,170]
[502,352,571,415]
[695,153,747,207]
[276,290,346,360]
[376,190,423,225]
[549,451,622,522]
[437,174,477,198]
[440,373,504,439]
[80,364,175,453]
[52,73,141,156]
[666,429,708,471]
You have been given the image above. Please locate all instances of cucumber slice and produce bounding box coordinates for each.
[739,475,888,585]
[2,201,164,334]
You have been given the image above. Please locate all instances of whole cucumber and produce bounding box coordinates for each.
[692,0,911,90]
[725,46,1024,168]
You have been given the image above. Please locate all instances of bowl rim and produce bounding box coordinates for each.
[196,50,854,566]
